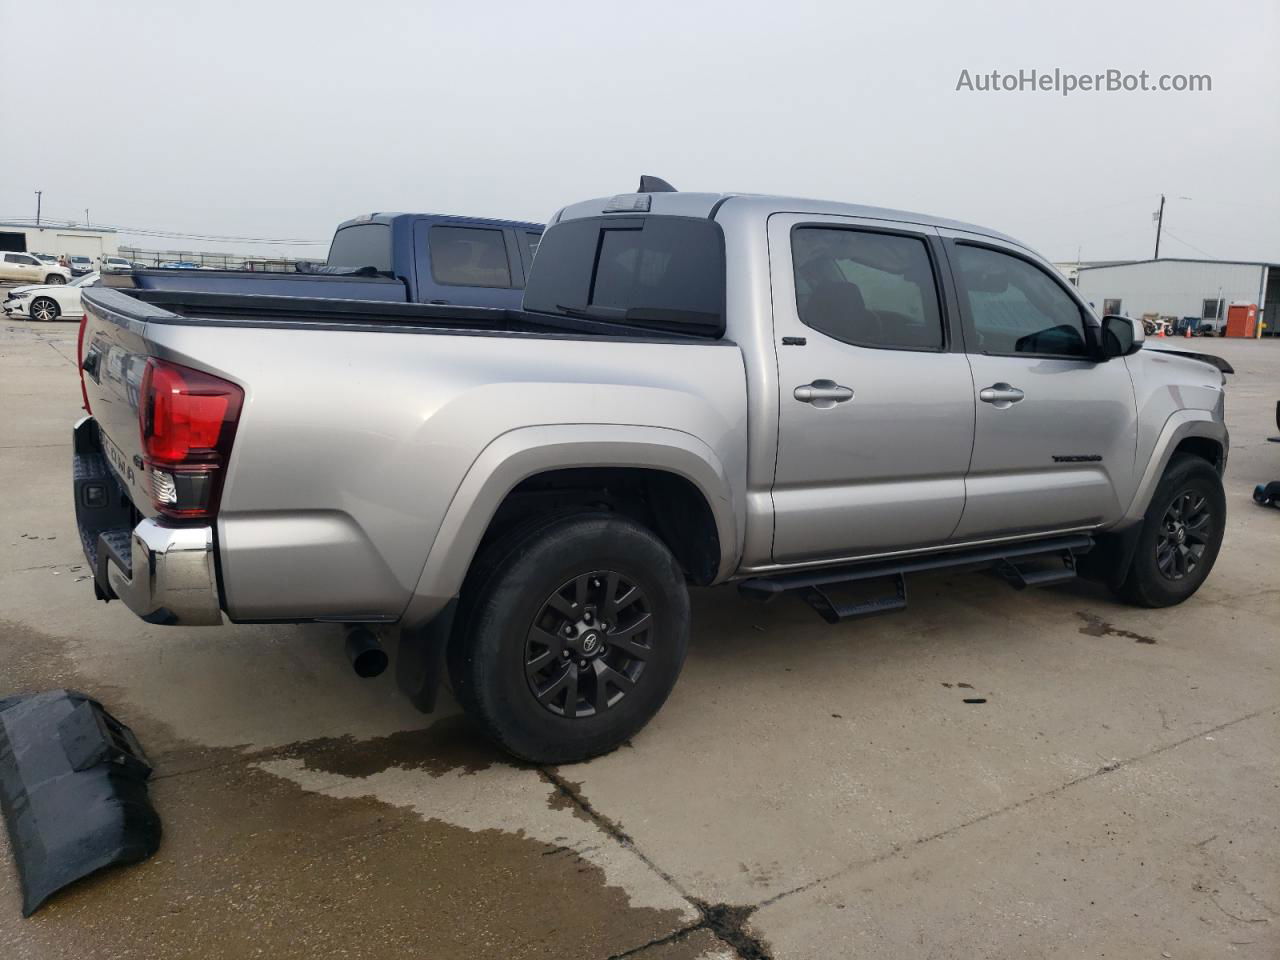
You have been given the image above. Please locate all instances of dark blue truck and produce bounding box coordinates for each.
[123,213,544,309]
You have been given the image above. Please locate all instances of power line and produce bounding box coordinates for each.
[1159,228,1214,258]
[0,215,328,245]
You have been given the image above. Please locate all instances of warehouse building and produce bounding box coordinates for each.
[1077,258,1278,336]
[0,222,119,260]
[1053,259,1134,285]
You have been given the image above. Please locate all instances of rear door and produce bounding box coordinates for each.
[940,232,1136,538]
[768,214,976,563]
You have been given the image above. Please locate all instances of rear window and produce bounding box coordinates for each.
[523,216,725,336]
[428,226,511,288]
[326,223,392,272]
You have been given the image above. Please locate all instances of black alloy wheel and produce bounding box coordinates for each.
[525,570,652,718]
[1155,490,1212,581]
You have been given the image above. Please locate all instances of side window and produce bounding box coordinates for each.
[792,228,944,350]
[954,244,1089,358]
[428,226,511,288]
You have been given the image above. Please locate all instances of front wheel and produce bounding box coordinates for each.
[1116,453,1225,608]
[449,513,690,763]
[30,297,60,322]
[44,274,66,285]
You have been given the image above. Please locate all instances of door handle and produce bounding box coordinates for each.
[979,383,1025,408]
[794,380,854,408]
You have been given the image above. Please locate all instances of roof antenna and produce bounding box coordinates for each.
[638,175,677,193]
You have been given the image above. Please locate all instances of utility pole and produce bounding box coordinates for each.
[85,209,90,227]
[1153,193,1165,259]
[35,191,42,226]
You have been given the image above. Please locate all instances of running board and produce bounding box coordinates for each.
[738,535,1093,624]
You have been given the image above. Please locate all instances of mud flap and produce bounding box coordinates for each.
[0,690,161,916]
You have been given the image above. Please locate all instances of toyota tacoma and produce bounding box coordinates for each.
[72,183,1230,763]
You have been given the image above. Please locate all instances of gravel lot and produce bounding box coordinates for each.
[1,315,1277,959]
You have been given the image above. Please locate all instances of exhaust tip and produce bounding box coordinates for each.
[344,627,388,679]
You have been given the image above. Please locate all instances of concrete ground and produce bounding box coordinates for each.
[1,312,1277,959]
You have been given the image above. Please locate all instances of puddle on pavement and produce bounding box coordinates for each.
[0,620,696,959]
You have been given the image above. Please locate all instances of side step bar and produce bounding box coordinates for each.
[738,534,1093,624]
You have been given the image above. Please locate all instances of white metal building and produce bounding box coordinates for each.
[0,222,120,260]
[1052,260,1133,286]
[1076,258,1278,334]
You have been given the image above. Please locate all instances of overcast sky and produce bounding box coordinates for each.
[1,0,1276,262]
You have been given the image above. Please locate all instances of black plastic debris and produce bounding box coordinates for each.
[0,690,161,916]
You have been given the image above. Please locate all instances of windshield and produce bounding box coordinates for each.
[69,272,100,287]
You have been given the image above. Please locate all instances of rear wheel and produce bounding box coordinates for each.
[1116,453,1225,607]
[30,297,60,322]
[449,513,690,763]
[43,274,65,285]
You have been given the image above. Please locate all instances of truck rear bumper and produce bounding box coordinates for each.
[73,417,223,626]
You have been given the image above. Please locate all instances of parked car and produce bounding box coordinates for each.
[158,261,200,269]
[68,255,94,277]
[126,213,544,309]
[99,256,134,274]
[0,252,70,285]
[74,184,1230,764]
[4,271,99,321]
[31,253,59,266]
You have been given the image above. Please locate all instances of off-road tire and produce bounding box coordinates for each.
[1116,453,1225,608]
[448,512,689,764]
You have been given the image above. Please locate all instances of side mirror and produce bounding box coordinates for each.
[1100,314,1144,358]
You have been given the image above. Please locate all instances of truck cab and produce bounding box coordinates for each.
[326,213,543,309]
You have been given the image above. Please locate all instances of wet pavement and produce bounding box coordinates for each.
[1,318,1277,958]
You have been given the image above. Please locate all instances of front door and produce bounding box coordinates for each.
[769,214,976,563]
[941,234,1137,539]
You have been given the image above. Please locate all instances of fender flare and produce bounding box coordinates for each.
[399,423,740,627]
[1119,411,1228,526]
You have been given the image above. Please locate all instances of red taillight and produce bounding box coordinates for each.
[139,358,243,520]
[76,315,91,413]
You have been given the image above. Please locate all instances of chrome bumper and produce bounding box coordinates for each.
[73,416,223,626]
[102,520,223,626]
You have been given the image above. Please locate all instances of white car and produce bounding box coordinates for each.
[68,255,94,276]
[0,251,71,285]
[3,272,99,322]
[99,256,134,274]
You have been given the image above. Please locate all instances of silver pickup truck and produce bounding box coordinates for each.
[73,187,1230,763]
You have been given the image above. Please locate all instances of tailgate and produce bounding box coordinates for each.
[79,289,169,516]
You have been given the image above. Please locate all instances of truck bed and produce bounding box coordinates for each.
[78,285,746,624]
[91,287,723,341]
